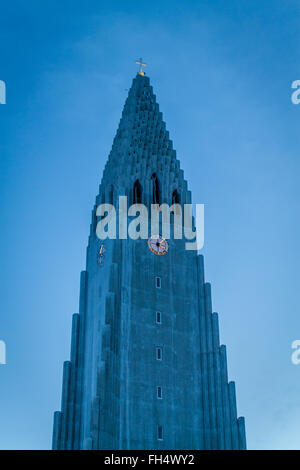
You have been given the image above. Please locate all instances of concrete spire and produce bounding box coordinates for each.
[52,72,246,450]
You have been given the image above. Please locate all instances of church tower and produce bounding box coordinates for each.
[52,68,246,450]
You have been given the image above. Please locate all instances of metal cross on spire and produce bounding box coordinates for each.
[136,58,147,76]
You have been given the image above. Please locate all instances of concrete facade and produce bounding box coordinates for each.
[52,73,246,450]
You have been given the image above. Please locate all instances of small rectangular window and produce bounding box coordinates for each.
[157,386,162,399]
[156,311,161,324]
[156,347,163,361]
[156,277,161,288]
[157,425,163,440]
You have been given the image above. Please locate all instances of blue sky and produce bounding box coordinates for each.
[0,0,300,449]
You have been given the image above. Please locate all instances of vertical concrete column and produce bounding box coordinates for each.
[220,345,232,449]
[52,411,62,450]
[229,381,239,449]
[237,416,247,450]
[66,313,80,449]
[197,255,211,449]
[212,313,225,449]
[74,270,88,449]
[204,283,217,448]
[60,360,72,448]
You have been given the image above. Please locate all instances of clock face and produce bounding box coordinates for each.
[97,243,106,266]
[148,236,169,256]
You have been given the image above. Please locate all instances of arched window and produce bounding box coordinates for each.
[172,189,180,205]
[133,179,142,204]
[93,209,97,229]
[151,173,160,205]
[109,185,114,205]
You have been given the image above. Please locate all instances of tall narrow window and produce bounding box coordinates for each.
[151,173,160,204]
[157,425,163,440]
[156,277,161,289]
[172,189,180,205]
[172,189,181,216]
[157,386,162,399]
[93,209,97,230]
[109,185,114,205]
[156,311,162,324]
[133,179,142,204]
[156,347,163,361]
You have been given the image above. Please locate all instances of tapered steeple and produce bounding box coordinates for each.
[97,73,189,209]
[52,71,246,450]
